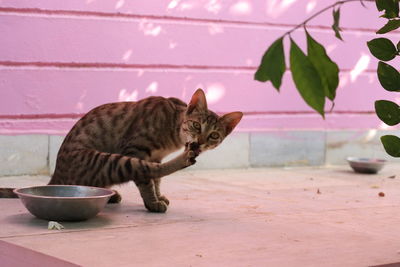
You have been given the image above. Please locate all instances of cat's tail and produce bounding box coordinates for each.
[0,188,18,198]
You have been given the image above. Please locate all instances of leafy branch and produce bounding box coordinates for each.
[255,0,374,118]
[282,0,374,38]
[255,0,400,157]
[370,0,400,157]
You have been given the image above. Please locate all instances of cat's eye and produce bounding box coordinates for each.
[193,121,201,130]
[209,132,220,139]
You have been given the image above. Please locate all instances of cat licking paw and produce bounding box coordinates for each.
[185,142,201,156]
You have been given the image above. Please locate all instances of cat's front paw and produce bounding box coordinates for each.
[144,200,168,213]
[158,195,170,205]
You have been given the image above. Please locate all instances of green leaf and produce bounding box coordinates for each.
[290,38,325,117]
[381,135,400,157]
[377,61,400,91]
[331,7,343,41]
[376,0,399,19]
[375,100,400,126]
[254,37,286,91]
[377,19,400,34]
[397,40,400,51]
[367,38,397,61]
[306,31,339,101]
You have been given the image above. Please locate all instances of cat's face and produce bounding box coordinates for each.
[181,89,243,152]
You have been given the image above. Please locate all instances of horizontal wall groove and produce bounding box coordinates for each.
[0,6,386,34]
[244,111,376,116]
[0,61,377,73]
[0,111,376,120]
[0,61,257,72]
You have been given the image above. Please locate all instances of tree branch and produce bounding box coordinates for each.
[283,0,375,37]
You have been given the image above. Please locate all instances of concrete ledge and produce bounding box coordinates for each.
[49,135,64,175]
[250,131,325,167]
[0,135,48,176]
[326,130,400,165]
[192,132,249,170]
[0,130,399,176]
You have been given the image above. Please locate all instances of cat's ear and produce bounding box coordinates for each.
[220,112,243,135]
[187,88,208,114]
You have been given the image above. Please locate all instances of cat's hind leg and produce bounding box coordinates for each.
[108,190,122,204]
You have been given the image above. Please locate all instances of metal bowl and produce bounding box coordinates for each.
[14,185,115,221]
[346,157,386,174]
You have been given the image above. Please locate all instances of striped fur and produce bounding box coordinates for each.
[0,89,243,213]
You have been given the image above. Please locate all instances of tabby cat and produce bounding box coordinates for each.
[0,89,242,212]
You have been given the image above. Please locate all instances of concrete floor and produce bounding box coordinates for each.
[1,165,400,267]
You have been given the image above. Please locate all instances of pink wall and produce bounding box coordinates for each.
[0,0,398,134]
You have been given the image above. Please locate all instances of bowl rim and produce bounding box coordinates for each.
[346,157,387,163]
[13,185,115,200]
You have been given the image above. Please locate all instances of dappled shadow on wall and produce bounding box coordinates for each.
[116,81,226,107]
[339,54,371,89]
[118,82,158,102]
